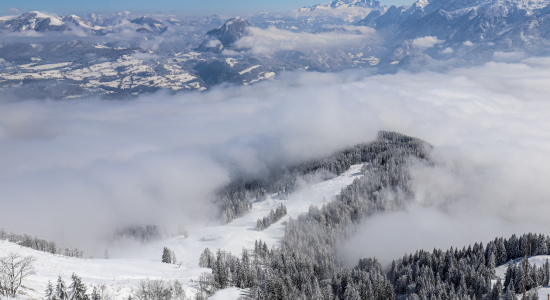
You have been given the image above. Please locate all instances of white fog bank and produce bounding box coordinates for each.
[1,58,550,257]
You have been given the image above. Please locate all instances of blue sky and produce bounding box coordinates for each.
[1,0,415,16]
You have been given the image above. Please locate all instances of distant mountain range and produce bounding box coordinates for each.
[357,0,550,63]
[1,0,550,99]
[298,0,382,11]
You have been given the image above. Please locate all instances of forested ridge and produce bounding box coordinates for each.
[197,132,550,300]
[196,131,432,299]
[215,131,429,224]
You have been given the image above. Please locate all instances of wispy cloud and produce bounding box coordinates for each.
[226,25,380,55]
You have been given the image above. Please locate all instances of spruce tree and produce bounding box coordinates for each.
[170,250,177,265]
[56,275,69,300]
[162,247,171,263]
[91,286,99,300]
[504,279,515,300]
[46,281,54,300]
[69,273,88,300]
[492,278,503,300]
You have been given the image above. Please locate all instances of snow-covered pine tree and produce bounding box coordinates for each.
[199,248,214,268]
[504,261,515,288]
[56,275,69,300]
[544,259,550,286]
[491,278,503,300]
[504,279,515,300]
[46,281,54,300]
[90,286,99,300]
[170,250,177,265]
[497,239,508,265]
[69,273,88,300]
[161,247,171,263]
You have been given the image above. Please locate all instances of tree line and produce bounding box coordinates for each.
[389,233,550,300]
[113,225,162,244]
[0,228,84,258]
[46,274,190,300]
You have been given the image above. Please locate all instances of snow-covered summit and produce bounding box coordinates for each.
[0,11,67,32]
[298,0,382,12]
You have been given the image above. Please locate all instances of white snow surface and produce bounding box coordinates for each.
[238,65,261,75]
[0,164,364,300]
[208,287,245,299]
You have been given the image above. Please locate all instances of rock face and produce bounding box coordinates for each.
[204,17,252,47]
[131,17,167,34]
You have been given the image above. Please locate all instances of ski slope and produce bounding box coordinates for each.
[0,164,365,300]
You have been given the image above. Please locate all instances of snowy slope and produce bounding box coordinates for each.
[0,240,206,300]
[115,163,364,266]
[495,255,550,299]
[0,164,364,300]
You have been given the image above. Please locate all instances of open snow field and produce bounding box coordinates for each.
[0,164,364,300]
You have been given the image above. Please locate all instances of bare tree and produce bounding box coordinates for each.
[0,253,36,297]
[133,279,171,300]
[171,280,187,300]
[96,282,117,300]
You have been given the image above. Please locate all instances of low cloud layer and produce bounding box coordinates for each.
[228,26,379,55]
[1,57,550,260]
[341,58,550,266]
[412,35,444,48]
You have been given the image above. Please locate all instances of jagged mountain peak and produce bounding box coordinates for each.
[216,17,252,31]
[205,17,252,47]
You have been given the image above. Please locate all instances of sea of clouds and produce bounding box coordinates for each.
[1,56,550,258]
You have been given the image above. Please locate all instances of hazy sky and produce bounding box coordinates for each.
[1,0,415,16]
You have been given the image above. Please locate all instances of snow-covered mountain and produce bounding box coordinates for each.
[3,0,550,98]
[199,17,252,51]
[357,0,550,62]
[206,17,252,46]
[298,0,382,12]
[0,11,69,32]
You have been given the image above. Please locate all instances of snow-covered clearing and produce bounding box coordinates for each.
[496,255,550,299]
[0,164,364,300]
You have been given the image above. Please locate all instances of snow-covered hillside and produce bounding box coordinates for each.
[0,164,364,300]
